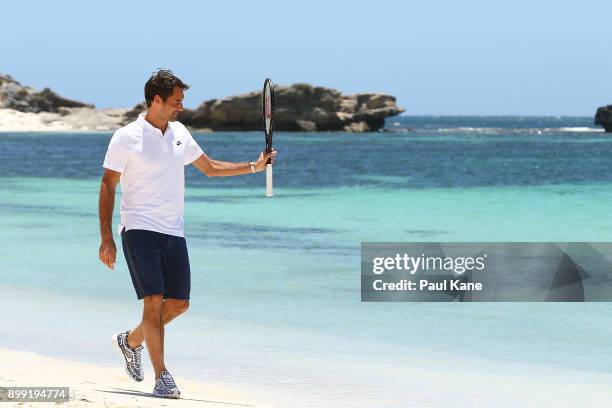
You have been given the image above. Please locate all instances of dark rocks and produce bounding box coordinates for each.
[1,73,404,132]
[122,102,147,124]
[0,74,93,113]
[176,83,405,132]
[595,105,612,132]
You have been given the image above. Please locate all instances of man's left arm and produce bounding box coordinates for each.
[191,150,277,177]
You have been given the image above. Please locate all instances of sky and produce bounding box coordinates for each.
[1,0,611,116]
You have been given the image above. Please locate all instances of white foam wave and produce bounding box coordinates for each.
[555,127,604,133]
[424,127,605,135]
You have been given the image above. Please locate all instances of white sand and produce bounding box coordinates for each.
[0,108,128,132]
[277,350,612,407]
[0,348,267,407]
[4,346,612,407]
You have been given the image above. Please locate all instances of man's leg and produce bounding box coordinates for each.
[127,298,189,373]
[140,294,167,379]
[128,294,189,379]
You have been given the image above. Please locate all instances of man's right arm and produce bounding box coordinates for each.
[98,168,121,270]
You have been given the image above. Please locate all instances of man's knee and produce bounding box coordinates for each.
[166,299,189,317]
[143,294,164,315]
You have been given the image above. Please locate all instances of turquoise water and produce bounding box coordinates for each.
[2,116,612,406]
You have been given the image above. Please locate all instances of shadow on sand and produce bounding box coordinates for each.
[94,388,252,406]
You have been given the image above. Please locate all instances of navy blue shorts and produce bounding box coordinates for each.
[121,228,191,300]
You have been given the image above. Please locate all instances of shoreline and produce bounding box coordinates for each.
[5,344,612,407]
[0,108,127,132]
[1,347,267,407]
[0,110,599,134]
[3,285,612,406]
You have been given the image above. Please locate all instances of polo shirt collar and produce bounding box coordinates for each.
[137,113,172,136]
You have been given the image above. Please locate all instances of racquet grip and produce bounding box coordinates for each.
[266,164,273,197]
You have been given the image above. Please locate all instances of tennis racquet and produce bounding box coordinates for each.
[262,78,275,197]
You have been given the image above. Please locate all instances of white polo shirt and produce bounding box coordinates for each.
[103,113,203,237]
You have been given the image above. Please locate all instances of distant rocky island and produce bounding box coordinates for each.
[0,74,404,132]
[595,105,612,132]
[0,74,128,131]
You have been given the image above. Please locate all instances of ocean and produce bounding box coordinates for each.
[2,115,612,406]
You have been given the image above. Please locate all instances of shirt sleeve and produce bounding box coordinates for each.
[184,131,204,165]
[103,130,130,173]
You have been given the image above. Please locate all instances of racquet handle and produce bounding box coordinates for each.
[266,164,273,197]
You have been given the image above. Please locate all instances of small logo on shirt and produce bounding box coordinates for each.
[176,141,182,146]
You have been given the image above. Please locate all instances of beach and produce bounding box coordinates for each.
[0,348,263,407]
[3,347,612,407]
[0,108,126,132]
[2,0,610,404]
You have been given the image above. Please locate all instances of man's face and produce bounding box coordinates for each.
[158,87,185,122]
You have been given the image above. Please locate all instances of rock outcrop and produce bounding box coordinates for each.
[122,102,147,124]
[0,73,405,132]
[0,74,94,113]
[177,83,405,132]
[595,105,612,132]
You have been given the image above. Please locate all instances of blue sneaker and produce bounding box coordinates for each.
[112,330,144,382]
[152,370,181,399]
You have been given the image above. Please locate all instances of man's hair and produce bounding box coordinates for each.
[144,69,189,108]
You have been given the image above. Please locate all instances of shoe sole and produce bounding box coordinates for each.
[152,391,181,399]
[111,333,143,382]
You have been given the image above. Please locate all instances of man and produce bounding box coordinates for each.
[98,69,276,398]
